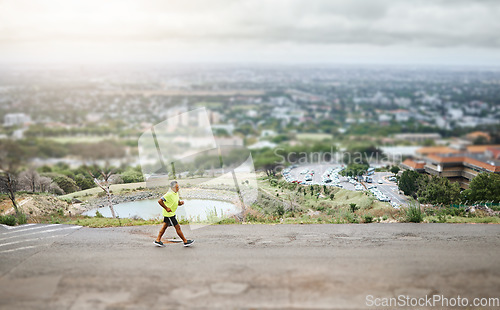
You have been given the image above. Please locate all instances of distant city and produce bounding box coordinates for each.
[0,64,499,190]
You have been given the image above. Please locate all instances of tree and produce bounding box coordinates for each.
[461,172,500,203]
[0,170,20,217]
[41,173,79,194]
[473,136,489,145]
[214,128,230,137]
[390,166,400,175]
[87,167,118,218]
[253,150,283,176]
[75,174,95,190]
[38,176,54,193]
[343,145,384,165]
[422,139,435,146]
[0,140,25,218]
[340,163,368,177]
[75,139,125,218]
[120,167,144,183]
[187,166,196,178]
[417,176,461,205]
[19,169,40,192]
[197,168,205,177]
[398,170,424,198]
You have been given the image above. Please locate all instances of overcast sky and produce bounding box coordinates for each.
[1,0,500,65]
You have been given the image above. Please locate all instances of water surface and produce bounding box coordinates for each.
[83,199,239,221]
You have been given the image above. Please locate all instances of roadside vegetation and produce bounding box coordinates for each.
[1,170,499,227]
[398,171,500,205]
[251,175,400,224]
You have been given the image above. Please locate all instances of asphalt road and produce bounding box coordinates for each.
[1,223,499,309]
[370,172,409,207]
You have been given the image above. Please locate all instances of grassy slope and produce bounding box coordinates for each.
[27,175,499,227]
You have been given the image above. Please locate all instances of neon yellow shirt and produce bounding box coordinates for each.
[161,190,179,217]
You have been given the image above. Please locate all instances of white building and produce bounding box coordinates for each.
[4,113,30,127]
[447,108,463,120]
[378,114,392,122]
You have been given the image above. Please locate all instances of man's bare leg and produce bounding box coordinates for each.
[174,224,188,243]
[156,222,168,242]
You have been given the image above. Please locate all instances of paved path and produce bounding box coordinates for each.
[371,172,408,206]
[0,224,81,255]
[0,223,499,309]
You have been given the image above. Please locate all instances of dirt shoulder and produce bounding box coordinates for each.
[1,194,75,218]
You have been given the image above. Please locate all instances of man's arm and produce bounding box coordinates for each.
[158,199,172,213]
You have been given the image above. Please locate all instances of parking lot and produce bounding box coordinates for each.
[282,164,408,207]
[370,172,408,207]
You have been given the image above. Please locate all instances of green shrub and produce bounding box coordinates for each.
[349,216,359,224]
[363,214,373,223]
[450,207,465,217]
[218,217,240,224]
[59,197,72,204]
[315,205,326,212]
[17,213,28,225]
[349,203,359,213]
[343,211,359,224]
[436,212,447,223]
[95,210,104,218]
[405,203,423,223]
[120,168,144,183]
[327,208,337,216]
[246,213,262,222]
[425,209,435,216]
[97,191,107,198]
[41,172,79,194]
[0,215,17,226]
[75,174,95,190]
[274,205,285,217]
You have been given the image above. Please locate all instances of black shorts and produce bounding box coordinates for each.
[164,215,179,227]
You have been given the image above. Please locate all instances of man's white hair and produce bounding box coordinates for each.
[170,180,178,189]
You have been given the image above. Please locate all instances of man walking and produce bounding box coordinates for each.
[154,181,195,247]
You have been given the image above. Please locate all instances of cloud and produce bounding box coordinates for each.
[0,0,499,49]
[1,0,500,65]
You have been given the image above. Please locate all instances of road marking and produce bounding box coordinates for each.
[0,224,61,235]
[0,245,41,254]
[0,223,36,230]
[0,226,80,241]
[0,234,64,248]
[0,224,82,254]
